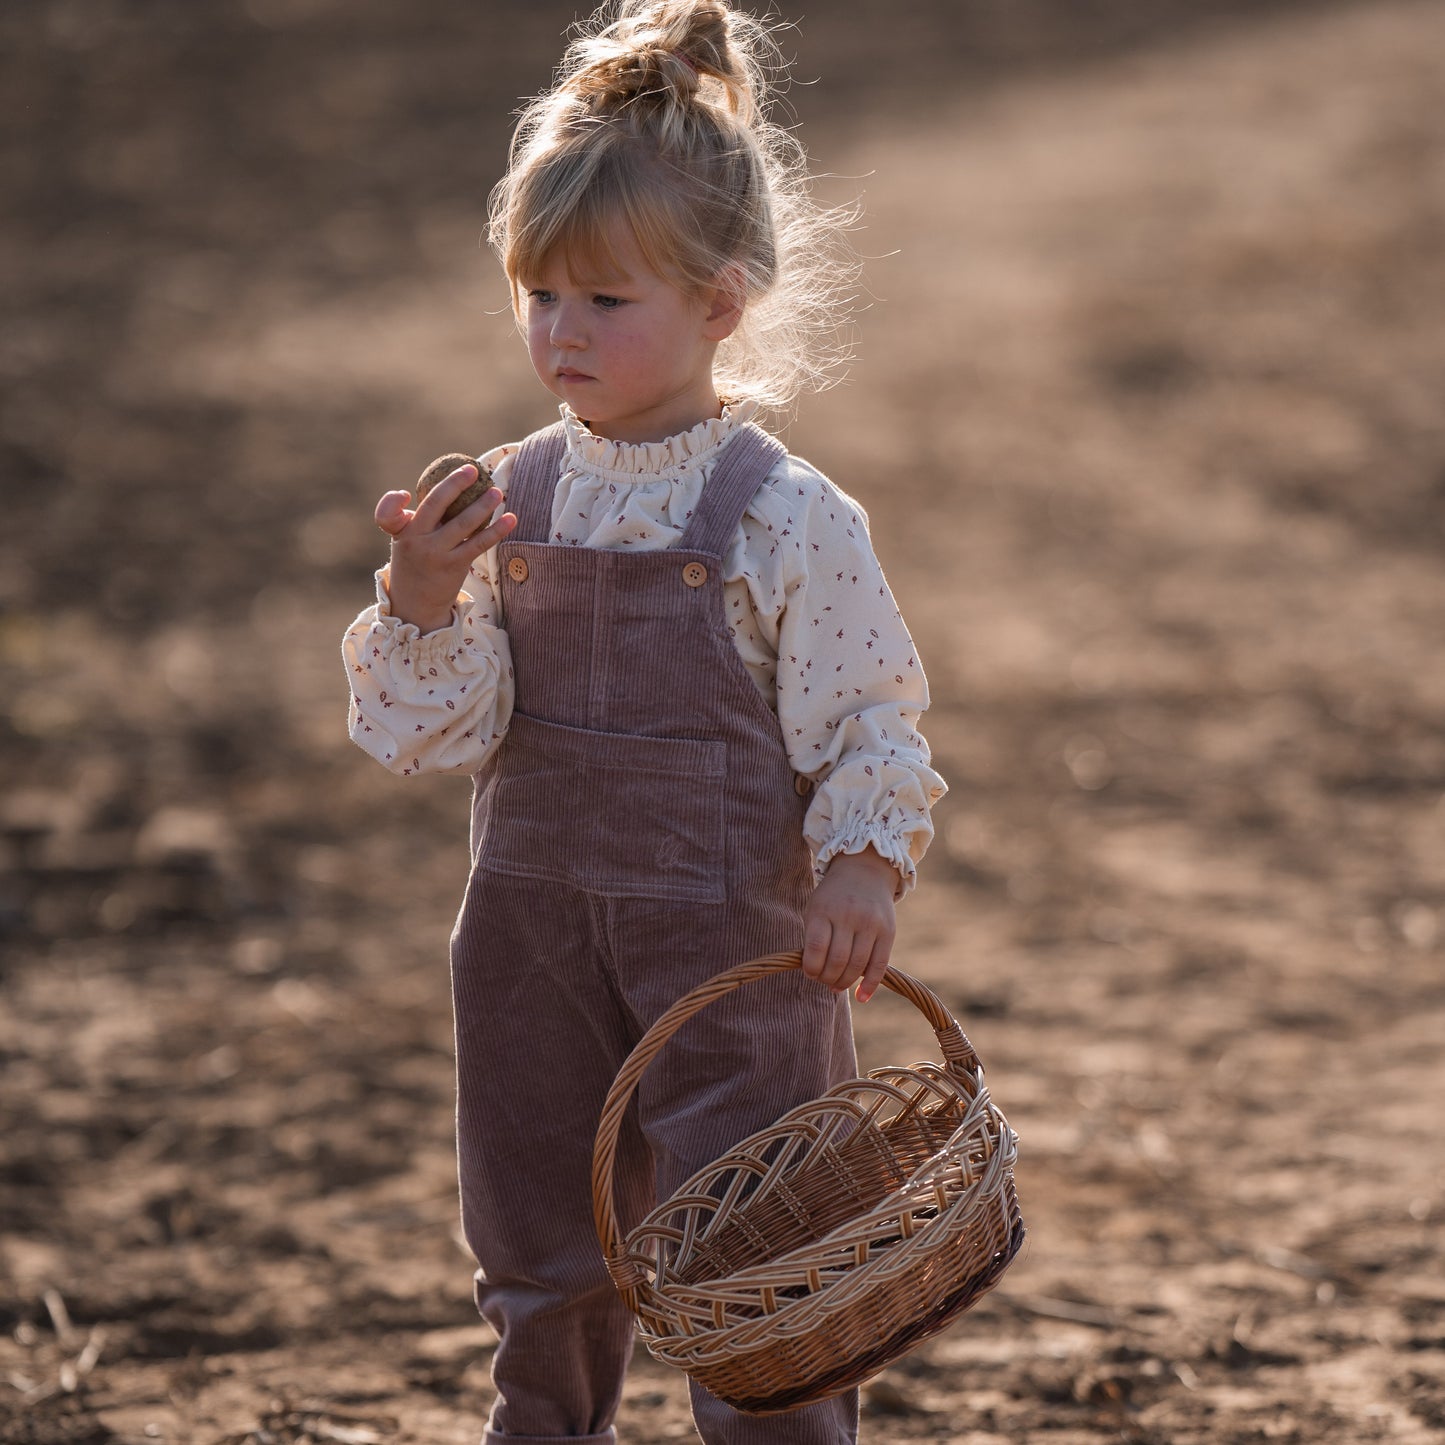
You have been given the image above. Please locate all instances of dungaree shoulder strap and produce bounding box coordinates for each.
[677,423,789,557]
[505,421,569,543]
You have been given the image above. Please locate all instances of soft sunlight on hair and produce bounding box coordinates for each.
[489,0,860,414]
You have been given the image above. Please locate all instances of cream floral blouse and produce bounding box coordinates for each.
[342,402,946,891]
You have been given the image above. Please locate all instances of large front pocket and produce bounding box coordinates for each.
[477,712,727,903]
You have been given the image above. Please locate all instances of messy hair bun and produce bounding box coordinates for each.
[488,0,858,412]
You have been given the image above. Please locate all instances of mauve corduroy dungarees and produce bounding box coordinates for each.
[450,422,860,1445]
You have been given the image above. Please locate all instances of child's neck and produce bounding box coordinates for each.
[581,388,725,447]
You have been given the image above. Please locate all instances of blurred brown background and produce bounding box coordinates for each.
[2,1,1443,1441]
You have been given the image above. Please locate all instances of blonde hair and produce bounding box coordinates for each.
[487,0,857,412]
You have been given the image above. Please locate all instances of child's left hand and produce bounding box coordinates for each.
[801,846,900,1004]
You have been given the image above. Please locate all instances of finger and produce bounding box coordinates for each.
[375,491,414,535]
[818,926,858,990]
[837,931,876,994]
[801,914,831,978]
[447,487,507,543]
[459,509,518,558]
[415,463,481,526]
[854,942,892,1005]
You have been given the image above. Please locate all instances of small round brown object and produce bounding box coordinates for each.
[415,452,496,524]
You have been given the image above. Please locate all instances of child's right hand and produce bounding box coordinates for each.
[375,462,517,634]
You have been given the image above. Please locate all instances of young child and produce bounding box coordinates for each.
[343,3,946,1441]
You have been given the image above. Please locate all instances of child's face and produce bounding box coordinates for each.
[520,224,736,445]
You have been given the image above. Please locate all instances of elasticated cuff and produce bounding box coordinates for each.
[372,565,469,644]
[813,823,919,899]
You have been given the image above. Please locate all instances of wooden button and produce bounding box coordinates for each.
[682,562,708,588]
[507,556,529,583]
[793,774,812,796]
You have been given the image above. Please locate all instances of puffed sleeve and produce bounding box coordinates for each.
[767,459,947,894]
[341,445,517,777]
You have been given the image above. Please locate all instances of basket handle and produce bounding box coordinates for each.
[590,949,983,1299]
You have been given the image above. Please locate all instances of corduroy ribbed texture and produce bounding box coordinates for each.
[451,422,859,1445]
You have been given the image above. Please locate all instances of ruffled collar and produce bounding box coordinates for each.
[559,400,760,481]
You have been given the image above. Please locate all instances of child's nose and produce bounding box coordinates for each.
[550,305,585,350]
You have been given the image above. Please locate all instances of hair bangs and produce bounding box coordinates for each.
[504,143,702,306]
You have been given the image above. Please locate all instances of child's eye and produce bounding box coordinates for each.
[526,288,555,305]
[593,294,624,310]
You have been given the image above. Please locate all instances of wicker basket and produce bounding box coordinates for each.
[591,951,1024,1415]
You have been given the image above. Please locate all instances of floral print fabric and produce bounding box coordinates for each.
[342,402,946,891]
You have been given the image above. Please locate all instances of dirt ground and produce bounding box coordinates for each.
[2,1,1443,1441]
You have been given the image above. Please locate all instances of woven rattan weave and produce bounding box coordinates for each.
[591,951,1024,1415]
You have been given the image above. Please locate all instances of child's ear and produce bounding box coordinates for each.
[701,268,746,341]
